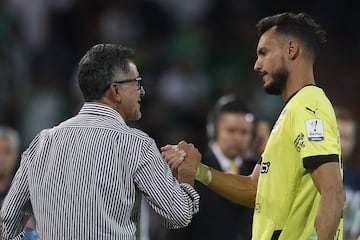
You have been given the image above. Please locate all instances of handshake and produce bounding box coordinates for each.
[161,141,212,186]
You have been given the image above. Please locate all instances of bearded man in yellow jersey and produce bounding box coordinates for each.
[162,12,345,240]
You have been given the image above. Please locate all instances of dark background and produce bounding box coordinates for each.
[0,0,359,164]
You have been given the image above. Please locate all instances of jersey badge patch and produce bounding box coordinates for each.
[305,118,324,141]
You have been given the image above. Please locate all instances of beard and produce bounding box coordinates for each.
[264,65,289,95]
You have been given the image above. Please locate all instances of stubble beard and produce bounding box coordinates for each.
[264,66,289,96]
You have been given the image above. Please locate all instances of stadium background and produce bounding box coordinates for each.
[0,0,359,163]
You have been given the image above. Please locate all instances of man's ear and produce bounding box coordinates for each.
[288,41,299,60]
[108,83,122,103]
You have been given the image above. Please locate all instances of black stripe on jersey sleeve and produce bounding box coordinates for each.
[303,154,339,171]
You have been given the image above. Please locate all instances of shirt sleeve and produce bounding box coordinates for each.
[133,138,199,229]
[1,151,32,240]
[289,103,340,170]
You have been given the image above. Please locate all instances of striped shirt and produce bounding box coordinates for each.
[1,102,199,240]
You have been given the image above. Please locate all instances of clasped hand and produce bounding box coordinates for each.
[161,141,201,185]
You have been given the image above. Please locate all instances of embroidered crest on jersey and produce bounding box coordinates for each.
[305,118,324,141]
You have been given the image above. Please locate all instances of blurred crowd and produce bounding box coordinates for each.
[0,0,359,153]
[0,0,359,239]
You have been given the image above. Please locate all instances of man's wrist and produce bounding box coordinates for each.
[195,163,212,185]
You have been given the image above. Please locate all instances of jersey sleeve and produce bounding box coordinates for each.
[289,103,340,170]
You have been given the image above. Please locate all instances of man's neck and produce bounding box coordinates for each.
[282,63,315,101]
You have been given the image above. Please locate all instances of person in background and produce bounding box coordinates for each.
[335,106,360,240]
[0,126,20,207]
[1,44,201,240]
[163,12,345,239]
[0,126,38,239]
[165,94,269,240]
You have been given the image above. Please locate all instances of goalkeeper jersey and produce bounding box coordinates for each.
[253,85,343,240]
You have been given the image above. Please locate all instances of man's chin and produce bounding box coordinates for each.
[134,112,142,121]
[127,113,142,121]
[226,151,241,159]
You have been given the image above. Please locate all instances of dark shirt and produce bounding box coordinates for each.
[344,165,360,191]
[166,148,257,240]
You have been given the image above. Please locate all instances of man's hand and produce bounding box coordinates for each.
[161,144,186,176]
[161,141,201,186]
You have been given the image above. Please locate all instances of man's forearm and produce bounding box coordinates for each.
[202,167,257,208]
[315,189,345,239]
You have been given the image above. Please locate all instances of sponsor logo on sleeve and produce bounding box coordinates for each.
[305,107,318,115]
[305,118,324,141]
[260,162,270,174]
[294,133,305,152]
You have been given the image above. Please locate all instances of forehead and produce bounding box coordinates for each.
[0,136,14,148]
[257,27,281,50]
[127,61,139,75]
[218,112,254,125]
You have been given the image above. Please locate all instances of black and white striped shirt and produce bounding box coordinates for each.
[1,103,199,240]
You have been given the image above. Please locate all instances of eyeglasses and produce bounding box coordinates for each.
[113,77,143,90]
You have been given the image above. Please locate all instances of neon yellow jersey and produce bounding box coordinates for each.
[253,85,343,240]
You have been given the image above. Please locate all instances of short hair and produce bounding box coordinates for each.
[256,12,327,60]
[0,126,20,153]
[77,44,135,101]
[207,95,255,139]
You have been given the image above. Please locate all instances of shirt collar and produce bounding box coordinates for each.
[210,142,243,173]
[79,102,125,124]
[285,84,316,104]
